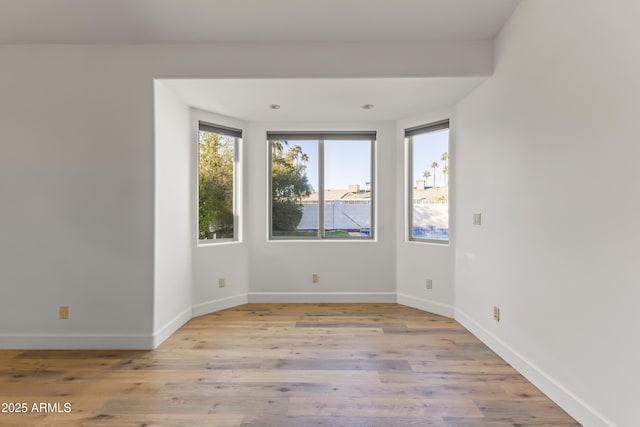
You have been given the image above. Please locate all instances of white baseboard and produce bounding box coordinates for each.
[0,292,616,426]
[455,309,615,427]
[152,306,193,349]
[248,292,397,304]
[191,293,249,317]
[0,294,250,351]
[396,293,454,318]
[0,333,154,350]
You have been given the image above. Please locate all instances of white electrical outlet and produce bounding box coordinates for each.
[426,279,433,289]
[219,278,225,288]
[473,213,482,225]
[312,274,319,283]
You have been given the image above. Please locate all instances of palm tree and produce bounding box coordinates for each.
[431,161,439,187]
[422,170,431,188]
[441,152,448,185]
[272,140,284,156]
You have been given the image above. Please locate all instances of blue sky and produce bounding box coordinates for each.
[412,129,449,188]
[280,130,448,191]
[285,140,371,191]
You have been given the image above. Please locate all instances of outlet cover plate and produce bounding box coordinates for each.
[473,213,482,225]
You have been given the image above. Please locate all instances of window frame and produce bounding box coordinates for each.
[197,120,241,245]
[267,131,376,241]
[406,119,450,244]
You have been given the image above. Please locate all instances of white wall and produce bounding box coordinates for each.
[1,20,630,425]
[396,109,455,317]
[0,42,487,349]
[454,1,640,426]
[153,81,193,345]
[0,46,156,349]
[247,121,396,302]
[190,108,250,315]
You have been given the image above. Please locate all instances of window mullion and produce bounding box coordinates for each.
[267,140,272,240]
[407,136,414,241]
[233,137,239,241]
[318,139,325,239]
[369,139,375,239]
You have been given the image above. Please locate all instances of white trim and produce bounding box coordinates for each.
[249,292,396,304]
[0,292,615,427]
[197,240,242,248]
[191,107,247,248]
[0,292,612,427]
[152,306,193,349]
[191,293,249,317]
[268,135,376,242]
[267,238,379,244]
[0,333,154,350]
[396,293,454,318]
[0,294,250,350]
[455,309,616,427]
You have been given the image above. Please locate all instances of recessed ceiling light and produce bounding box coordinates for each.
[362,104,374,110]
[268,104,281,110]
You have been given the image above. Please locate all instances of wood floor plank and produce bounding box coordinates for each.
[0,350,22,360]
[101,368,380,384]
[0,413,244,427]
[258,358,412,371]
[155,382,335,399]
[474,398,579,421]
[13,350,146,360]
[409,359,520,375]
[240,414,431,427]
[288,396,484,418]
[295,321,401,329]
[0,381,162,397]
[0,303,580,426]
[442,418,581,427]
[99,396,289,415]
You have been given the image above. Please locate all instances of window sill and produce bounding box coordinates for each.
[268,238,377,243]
[197,239,241,248]
[407,238,450,246]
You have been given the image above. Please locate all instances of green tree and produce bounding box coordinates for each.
[271,141,312,232]
[431,161,439,187]
[441,152,448,185]
[199,132,235,240]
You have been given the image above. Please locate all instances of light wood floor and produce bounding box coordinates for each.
[0,304,580,426]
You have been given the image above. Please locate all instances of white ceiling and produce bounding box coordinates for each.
[1,1,518,121]
[0,0,520,44]
[161,77,489,121]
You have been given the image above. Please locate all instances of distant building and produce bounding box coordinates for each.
[413,183,448,203]
[299,185,371,232]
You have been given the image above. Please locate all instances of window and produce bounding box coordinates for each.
[268,132,375,240]
[198,121,240,242]
[406,120,450,243]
